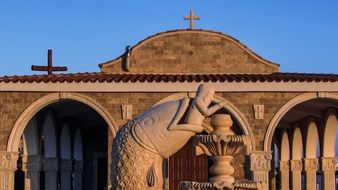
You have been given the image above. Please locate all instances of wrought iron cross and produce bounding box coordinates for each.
[184,10,200,30]
[31,49,67,75]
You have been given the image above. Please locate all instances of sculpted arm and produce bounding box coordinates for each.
[195,100,226,116]
[167,97,205,133]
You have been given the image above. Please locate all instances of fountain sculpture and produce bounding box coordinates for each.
[110,83,266,190]
[180,114,266,190]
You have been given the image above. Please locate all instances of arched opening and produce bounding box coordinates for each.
[13,98,111,190]
[291,127,304,190]
[275,131,290,190]
[73,129,83,190]
[268,95,338,189]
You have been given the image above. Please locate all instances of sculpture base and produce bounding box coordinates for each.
[180,180,266,190]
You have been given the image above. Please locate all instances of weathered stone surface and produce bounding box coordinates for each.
[111,84,225,189]
[100,30,279,74]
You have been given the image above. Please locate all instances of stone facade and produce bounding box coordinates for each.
[0,29,338,190]
[0,91,303,152]
[100,30,279,74]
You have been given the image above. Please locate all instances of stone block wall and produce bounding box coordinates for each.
[0,91,301,152]
[0,90,303,184]
[100,30,279,74]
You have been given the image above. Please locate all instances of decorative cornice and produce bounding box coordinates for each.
[2,80,338,92]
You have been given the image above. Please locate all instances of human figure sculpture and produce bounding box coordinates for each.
[111,84,226,190]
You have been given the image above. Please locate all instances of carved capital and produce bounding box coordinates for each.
[250,151,272,172]
[303,158,318,172]
[321,157,336,172]
[279,161,289,171]
[22,155,42,172]
[42,158,59,172]
[60,159,73,172]
[290,160,302,171]
[0,151,18,171]
[73,160,84,172]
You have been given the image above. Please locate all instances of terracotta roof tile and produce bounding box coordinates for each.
[1,72,338,84]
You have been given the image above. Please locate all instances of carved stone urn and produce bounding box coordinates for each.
[180,114,266,190]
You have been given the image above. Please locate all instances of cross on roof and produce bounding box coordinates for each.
[31,49,68,75]
[184,10,200,30]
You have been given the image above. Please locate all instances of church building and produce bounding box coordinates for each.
[0,12,337,190]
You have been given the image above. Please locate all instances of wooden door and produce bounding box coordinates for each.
[168,142,209,190]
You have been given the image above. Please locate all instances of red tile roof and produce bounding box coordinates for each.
[0,72,338,83]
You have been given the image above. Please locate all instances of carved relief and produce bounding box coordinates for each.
[121,104,133,120]
[321,157,336,172]
[250,152,272,172]
[279,161,290,171]
[303,158,318,171]
[253,105,264,120]
[290,160,302,171]
[111,84,226,189]
[0,152,18,171]
[180,180,266,190]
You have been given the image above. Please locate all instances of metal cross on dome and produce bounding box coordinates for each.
[184,10,200,30]
[31,49,68,75]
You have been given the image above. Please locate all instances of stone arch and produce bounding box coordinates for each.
[22,117,39,155]
[7,92,118,152]
[291,127,303,160]
[279,130,290,190]
[290,127,304,190]
[60,124,72,190]
[60,124,72,159]
[154,92,255,152]
[305,121,320,158]
[74,129,83,160]
[73,129,83,190]
[322,111,337,157]
[280,131,290,161]
[42,114,57,157]
[264,92,338,151]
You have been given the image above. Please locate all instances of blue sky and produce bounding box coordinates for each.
[0,1,338,76]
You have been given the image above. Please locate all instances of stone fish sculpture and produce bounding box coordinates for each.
[111,84,226,190]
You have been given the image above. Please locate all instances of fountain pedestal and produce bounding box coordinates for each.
[180,114,266,190]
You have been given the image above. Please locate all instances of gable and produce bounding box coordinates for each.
[99,29,279,74]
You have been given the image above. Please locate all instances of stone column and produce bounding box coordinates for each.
[321,157,336,190]
[290,160,302,190]
[60,159,73,190]
[73,160,83,190]
[22,155,42,190]
[43,158,59,190]
[279,160,290,190]
[0,151,18,190]
[303,158,318,190]
[250,151,272,190]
